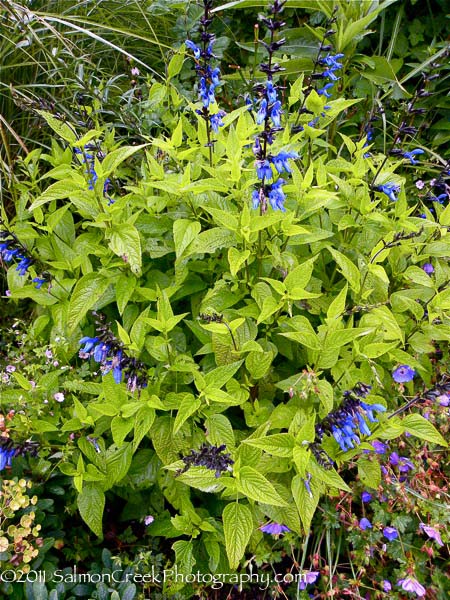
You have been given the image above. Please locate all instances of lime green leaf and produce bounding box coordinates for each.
[173,396,201,434]
[357,457,381,488]
[327,247,360,292]
[402,414,448,447]
[67,273,109,332]
[244,434,295,458]
[77,483,105,538]
[223,503,253,570]
[107,224,142,274]
[237,466,288,506]
[292,474,322,532]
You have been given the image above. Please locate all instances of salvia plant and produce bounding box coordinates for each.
[1,0,449,598]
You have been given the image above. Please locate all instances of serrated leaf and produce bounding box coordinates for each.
[245,350,273,379]
[223,503,253,570]
[77,483,105,537]
[173,219,202,259]
[237,466,288,506]
[67,273,109,332]
[111,416,134,447]
[29,179,85,211]
[327,247,361,292]
[37,110,77,143]
[402,414,448,447]
[205,414,235,448]
[357,457,381,488]
[173,540,196,574]
[186,227,236,256]
[309,460,351,492]
[108,224,142,274]
[173,396,201,434]
[292,474,322,532]
[228,247,251,277]
[244,434,295,457]
[100,144,147,178]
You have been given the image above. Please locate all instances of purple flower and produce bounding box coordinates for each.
[144,515,154,526]
[392,365,415,383]
[397,576,426,597]
[422,263,434,274]
[359,518,372,530]
[371,440,388,454]
[0,447,15,471]
[361,491,372,503]
[298,571,320,590]
[419,523,444,547]
[53,392,65,403]
[437,393,450,406]
[259,522,290,535]
[415,180,425,190]
[383,526,398,541]
[382,580,392,592]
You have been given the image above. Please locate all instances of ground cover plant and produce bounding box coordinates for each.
[1,0,449,598]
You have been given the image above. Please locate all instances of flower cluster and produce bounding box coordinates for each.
[316,52,344,98]
[314,382,386,453]
[185,0,226,142]
[176,443,233,478]
[251,1,298,213]
[74,145,111,199]
[78,312,148,392]
[0,229,48,289]
[0,437,39,471]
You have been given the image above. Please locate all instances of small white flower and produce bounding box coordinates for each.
[53,392,65,403]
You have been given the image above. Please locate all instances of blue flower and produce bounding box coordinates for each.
[270,100,282,127]
[266,81,278,103]
[210,110,226,133]
[185,40,201,59]
[318,82,334,97]
[361,491,372,503]
[422,263,434,275]
[252,188,262,209]
[383,526,398,541]
[32,277,46,289]
[383,580,392,592]
[259,522,290,535]
[402,149,424,165]
[79,336,99,354]
[16,256,32,276]
[392,365,415,383]
[256,98,268,125]
[376,182,400,202]
[298,571,320,590]
[360,401,386,423]
[211,67,221,87]
[256,159,273,180]
[268,179,286,211]
[270,150,298,174]
[359,517,372,530]
[370,440,387,454]
[0,447,15,471]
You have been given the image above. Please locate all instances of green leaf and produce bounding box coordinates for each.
[245,350,273,379]
[67,273,109,332]
[168,51,185,79]
[100,144,147,178]
[237,466,288,506]
[205,414,235,448]
[173,219,202,259]
[309,461,351,492]
[357,457,381,488]
[11,371,33,391]
[111,416,134,447]
[133,406,156,451]
[186,227,237,256]
[228,247,251,277]
[37,110,77,143]
[204,360,244,389]
[173,395,201,434]
[29,179,85,211]
[107,224,142,274]
[222,503,253,570]
[402,414,448,447]
[327,284,348,320]
[284,257,317,294]
[77,483,105,538]
[244,434,295,458]
[116,274,136,315]
[105,444,133,487]
[327,247,360,292]
[172,540,196,575]
[292,474,322,533]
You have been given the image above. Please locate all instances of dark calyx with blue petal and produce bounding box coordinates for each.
[251,0,298,213]
[313,382,385,454]
[74,145,111,199]
[185,0,226,152]
[0,437,39,471]
[0,227,50,290]
[78,312,147,392]
[176,443,234,478]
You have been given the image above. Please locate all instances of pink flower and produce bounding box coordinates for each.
[53,392,65,403]
[5,365,16,373]
[144,515,154,526]
[397,576,426,597]
[419,523,444,547]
